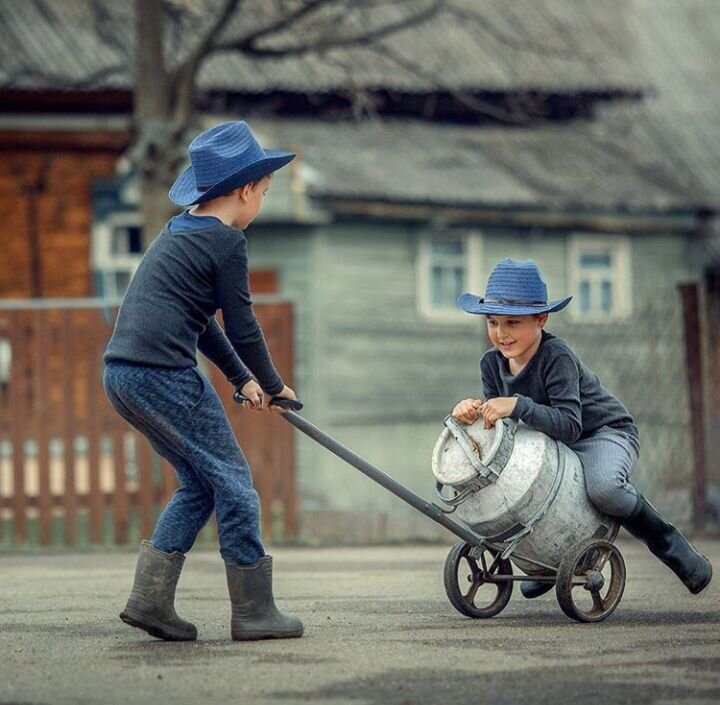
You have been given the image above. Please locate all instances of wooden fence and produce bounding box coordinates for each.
[0,299,297,549]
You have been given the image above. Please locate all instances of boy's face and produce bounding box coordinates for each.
[234,174,272,229]
[486,313,548,364]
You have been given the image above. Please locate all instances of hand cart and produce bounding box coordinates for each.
[234,394,626,623]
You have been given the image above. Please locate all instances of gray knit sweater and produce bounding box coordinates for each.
[480,330,637,444]
[104,221,283,394]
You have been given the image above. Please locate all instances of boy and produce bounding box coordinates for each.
[452,257,711,598]
[103,121,303,641]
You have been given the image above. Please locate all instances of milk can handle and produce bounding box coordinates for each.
[443,416,499,482]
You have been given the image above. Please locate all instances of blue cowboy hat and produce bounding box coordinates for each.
[457,258,572,315]
[169,121,295,206]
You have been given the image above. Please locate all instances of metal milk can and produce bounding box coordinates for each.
[431,417,618,575]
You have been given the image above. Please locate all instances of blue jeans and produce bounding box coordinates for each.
[103,361,264,564]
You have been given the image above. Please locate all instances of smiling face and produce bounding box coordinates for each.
[486,313,548,370]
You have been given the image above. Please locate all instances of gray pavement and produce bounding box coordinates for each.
[1,539,719,705]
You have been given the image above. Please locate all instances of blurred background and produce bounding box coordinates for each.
[1,0,719,551]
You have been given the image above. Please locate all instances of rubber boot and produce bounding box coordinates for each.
[520,579,554,599]
[119,540,198,641]
[621,495,712,594]
[225,555,303,640]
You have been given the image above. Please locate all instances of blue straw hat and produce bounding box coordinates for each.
[169,121,295,206]
[457,258,572,315]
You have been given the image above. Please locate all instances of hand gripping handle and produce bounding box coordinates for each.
[233,392,304,411]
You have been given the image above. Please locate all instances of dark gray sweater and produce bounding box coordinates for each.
[104,220,284,394]
[480,330,637,444]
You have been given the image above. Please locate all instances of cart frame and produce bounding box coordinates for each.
[234,395,626,622]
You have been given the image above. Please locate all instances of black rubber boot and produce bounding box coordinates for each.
[225,555,304,641]
[120,540,198,641]
[621,495,712,594]
[520,580,554,599]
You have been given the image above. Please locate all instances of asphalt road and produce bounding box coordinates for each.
[1,539,719,705]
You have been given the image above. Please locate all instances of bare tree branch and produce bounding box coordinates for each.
[320,50,385,121]
[588,118,703,199]
[214,0,443,58]
[3,0,130,90]
[213,0,331,51]
[92,0,131,61]
[164,0,191,57]
[367,43,528,124]
[445,3,595,62]
[6,65,126,91]
[172,0,242,82]
[170,0,243,123]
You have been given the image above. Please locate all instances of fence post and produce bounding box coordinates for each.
[10,312,28,543]
[678,283,708,531]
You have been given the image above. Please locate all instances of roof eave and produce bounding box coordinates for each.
[320,197,708,234]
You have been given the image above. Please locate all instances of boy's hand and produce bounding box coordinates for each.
[264,384,297,414]
[239,379,263,410]
[451,398,484,425]
[479,397,517,428]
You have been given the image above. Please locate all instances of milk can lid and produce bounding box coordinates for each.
[431,418,504,486]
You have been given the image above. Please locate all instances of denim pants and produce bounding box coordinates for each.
[103,361,264,564]
[569,426,640,519]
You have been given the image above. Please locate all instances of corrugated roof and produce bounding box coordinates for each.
[1,1,719,217]
[622,0,720,212]
[252,1,720,213]
[614,0,720,218]
[250,115,708,212]
[0,0,645,93]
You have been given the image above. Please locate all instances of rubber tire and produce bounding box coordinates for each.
[443,541,514,619]
[555,538,626,623]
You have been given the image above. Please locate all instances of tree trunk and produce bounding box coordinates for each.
[134,0,179,248]
[142,175,177,242]
[136,126,184,247]
[126,0,446,248]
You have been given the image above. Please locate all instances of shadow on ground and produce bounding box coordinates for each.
[268,662,720,705]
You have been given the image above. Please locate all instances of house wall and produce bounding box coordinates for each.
[245,223,324,509]
[0,132,128,298]
[255,220,703,537]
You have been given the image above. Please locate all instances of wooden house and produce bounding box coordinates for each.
[1,0,718,545]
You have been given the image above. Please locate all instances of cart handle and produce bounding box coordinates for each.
[232,390,490,549]
[233,392,304,411]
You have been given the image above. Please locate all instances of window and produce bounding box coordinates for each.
[568,235,631,321]
[418,232,482,321]
[91,213,144,299]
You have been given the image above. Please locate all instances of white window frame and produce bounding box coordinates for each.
[417,230,483,322]
[91,212,144,299]
[568,234,632,322]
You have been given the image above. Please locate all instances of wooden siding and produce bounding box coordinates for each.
[314,224,487,424]
[259,221,703,527]
[0,132,128,298]
[244,225,319,504]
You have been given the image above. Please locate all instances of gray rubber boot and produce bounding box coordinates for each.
[119,540,198,641]
[225,555,304,641]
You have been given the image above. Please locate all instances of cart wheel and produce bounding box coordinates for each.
[555,538,625,623]
[443,541,513,618]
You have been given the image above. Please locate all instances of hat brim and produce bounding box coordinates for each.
[457,293,572,315]
[169,150,296,206]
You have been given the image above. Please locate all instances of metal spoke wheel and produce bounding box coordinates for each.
[443,541,513,618]
[555,538,626,623]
